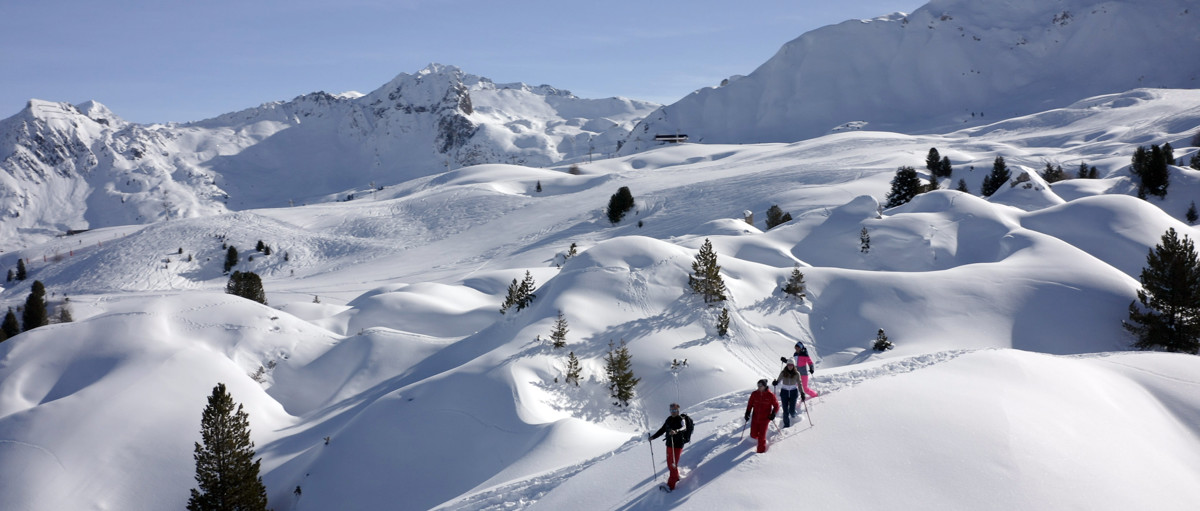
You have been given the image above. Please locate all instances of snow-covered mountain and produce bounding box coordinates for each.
[621,0,1200,151]
[1,86,1199,510]
[0,64,658,250]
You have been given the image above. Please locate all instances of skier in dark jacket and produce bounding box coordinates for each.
[744,379,779,453]
[650,403,694,491]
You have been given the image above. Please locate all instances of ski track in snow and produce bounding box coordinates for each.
[435,349,974,510]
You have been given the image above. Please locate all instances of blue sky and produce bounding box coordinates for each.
[1,1,924,124]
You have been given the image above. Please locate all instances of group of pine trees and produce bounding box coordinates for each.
[0,280,75,344]
[500,271,537,314]
[885,147,1112,209]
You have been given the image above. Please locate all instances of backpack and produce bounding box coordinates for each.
[680,413,695,443]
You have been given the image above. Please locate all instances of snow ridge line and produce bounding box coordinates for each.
[433,349,975,510]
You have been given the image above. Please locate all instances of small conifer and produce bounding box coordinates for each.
[550,310,568,349]
[604,340,640,406]
[688,238,727,304]
[873,328,894,352]
[782,264,807,299]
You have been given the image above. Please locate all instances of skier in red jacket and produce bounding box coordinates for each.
[744,379,779,453]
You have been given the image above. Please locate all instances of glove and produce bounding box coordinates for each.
[770,413,777,421]
[744,412,751,422]
[780,356,788,364]
[809,365,816,374]
[771,379,779,387]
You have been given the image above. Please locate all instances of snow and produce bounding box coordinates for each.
[2,83,1199,510]
[3,2,1200,509]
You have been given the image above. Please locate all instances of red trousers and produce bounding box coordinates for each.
[749,418,770,452]
[665,446,683,490]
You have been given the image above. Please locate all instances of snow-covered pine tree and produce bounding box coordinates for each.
[565,351,582,386]
[873,328,894,352]
[551,310,568,349]
[782,264,807,299]
[688,238,727,304]
[604,340,640,406]
[1124,227,1200,354]
[860,227,871,253]
[187,383,270,511]
[716,307,730,337]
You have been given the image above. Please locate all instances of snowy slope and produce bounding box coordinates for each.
[623,0,1200,150]
[1,86,1199,510]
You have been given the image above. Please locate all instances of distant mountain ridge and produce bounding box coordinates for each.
[621,0,1200,152]
[0,64,658,249]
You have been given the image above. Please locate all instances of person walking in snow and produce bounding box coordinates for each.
[774,361,802,428]
[744,379,779,453]
[649,403,694,492]
[793,342,819,399]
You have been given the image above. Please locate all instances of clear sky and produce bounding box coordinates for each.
[1,0,924,124]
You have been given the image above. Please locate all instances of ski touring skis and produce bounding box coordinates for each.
[658,484,673,493]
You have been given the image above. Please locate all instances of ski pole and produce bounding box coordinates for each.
[648,434,658,483]
[802,395,813,426]
[740,420,748,440]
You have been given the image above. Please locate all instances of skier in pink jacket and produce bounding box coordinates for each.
[793,342,819,399]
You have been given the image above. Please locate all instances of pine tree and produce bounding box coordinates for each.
[1131,145,1170,198]
[604,340,640,406]
[688,238,727,304]
[224,247,239,273]
[716,307,730,337]
[1190,152,1200,171]
[884,166,922,208]
[925,148,941,177]
[5,269,12,282]
[782,264,807,299]
[1124,228,1200,354]
[500,271,537,314]
[565,351,582,386]
[1,308,19,339]
[56,297,73,324]
[516,271,537,310]
[22,280,48,332]
[873,328,894,352]
[1041,162,1067,183]
[535,180,542,193]
[939,156,953,178]
[255,240,265,252]
[550,310,568,349]
[1077,162,1091,179]
[765,205,792,230]
[187,383,270,511]
[956,179,969,193]
[1188,201,1198,225]
[225,272,267,305]
[567,242,578,258]
[981,156,1011,197]
[606,186,635,224]
[860,227,871,253]
[16,259,27,281]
